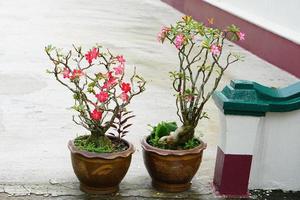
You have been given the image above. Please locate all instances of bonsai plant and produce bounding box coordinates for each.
[142,16,245,192]
[45,44,145,194]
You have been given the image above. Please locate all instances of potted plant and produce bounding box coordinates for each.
[45,44,146,194]
[142,16,245,192]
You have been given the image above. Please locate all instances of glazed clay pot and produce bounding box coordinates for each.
[141,137,206,192]
[68,139,134,194]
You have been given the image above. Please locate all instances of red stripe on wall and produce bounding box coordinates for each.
[213,146,252,196]
[162,0,300,77]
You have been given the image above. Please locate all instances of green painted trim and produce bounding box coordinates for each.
[213,80,300,116]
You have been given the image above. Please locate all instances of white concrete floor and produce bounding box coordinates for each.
[0,0,298,197]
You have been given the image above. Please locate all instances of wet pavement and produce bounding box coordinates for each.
[0,0,299,199]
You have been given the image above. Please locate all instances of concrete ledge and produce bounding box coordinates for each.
[0,182,213,199]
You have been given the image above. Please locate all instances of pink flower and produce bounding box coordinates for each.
[121,82,131,93]
[116,55,126,64]
[210,44,221,56]
[90,109,102,121]
[175,34,185,49]
[96,91,109,103]
[237,31,245,41]
[70,69,84,80]
[106,71,114,79]
[120,92,129,102]
[103,72,117,89]
[62,67,70,79]
[85,48,100,64]
[107,72,117,83]
[113,65,124,75]
[157,26,171,43]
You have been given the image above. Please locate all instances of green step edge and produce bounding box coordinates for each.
[212,80,300,116]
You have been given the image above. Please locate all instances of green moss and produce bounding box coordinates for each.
[74,135,127,153]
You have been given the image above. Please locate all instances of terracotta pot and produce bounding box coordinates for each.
[141,137,206,192]
[68,138,134,194]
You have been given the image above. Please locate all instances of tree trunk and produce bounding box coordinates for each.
[87,131,112,148]
[176,124,195,144]
[158,124,195,148]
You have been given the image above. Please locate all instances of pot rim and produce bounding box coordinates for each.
[141,136,207,156]
[68,136,135,160]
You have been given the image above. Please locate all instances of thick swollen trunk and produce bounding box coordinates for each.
[87,131,112,148]
[176,125,195,144]
[159,124,195,148]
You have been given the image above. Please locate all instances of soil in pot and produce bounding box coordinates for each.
[68,135,135,194]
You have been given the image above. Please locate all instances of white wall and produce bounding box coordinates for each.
[205,0,300,44]
[218,109,300,190]
[249,110,300,190]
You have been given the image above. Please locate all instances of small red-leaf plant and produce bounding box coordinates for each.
[109,110,135,141]
[45,44,146,152]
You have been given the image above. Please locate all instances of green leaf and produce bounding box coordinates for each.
[88,82,96,87]
[71,105,79,111]
[185,89,192,95]
[153,121,178,138]
[45,45,55,53]
[73,93,80,100]
[87,87,94,93]
[227,24,240,33]
[164,121,177,132]
[155,124,169,138]
[201,39,210,48]
[232,53,245,61]
[202,112,209,119]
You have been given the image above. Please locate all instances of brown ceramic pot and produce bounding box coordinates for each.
[141,137,206,192]
[68,138,135,194]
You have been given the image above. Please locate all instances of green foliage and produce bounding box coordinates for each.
[183,137,201,150]
[153,121,177,137]
[148,121,177,148]
[148,121,201,150]
[171,17,240,48]
[227,24,240,33]
[231,52,245,62]
[45,45,55,53]
[165,16,225,47]
[227,24,241,41]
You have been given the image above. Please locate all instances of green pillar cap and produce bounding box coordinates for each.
[213,80,300,116]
